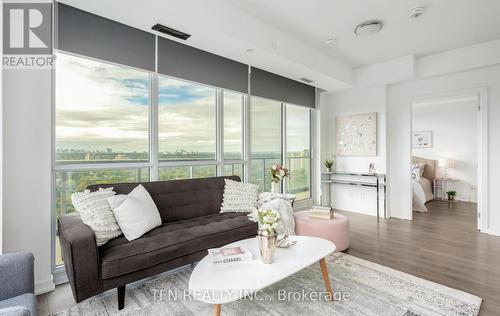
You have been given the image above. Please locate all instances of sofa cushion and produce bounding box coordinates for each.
[99,212,257,279]
[108,185,162,241]
[0,293,36,316]
[88,176,240,223]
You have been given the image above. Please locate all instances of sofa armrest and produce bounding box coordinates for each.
[0,306,31,316]
[58,214,103,302]
[0,252,34,301]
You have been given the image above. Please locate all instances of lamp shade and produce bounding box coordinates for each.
[438,158,455,168]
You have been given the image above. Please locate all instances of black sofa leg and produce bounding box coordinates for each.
[118,285,126,310]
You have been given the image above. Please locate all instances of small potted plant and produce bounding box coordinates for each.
[270,164,289,193]
[324,160,334,172]
[248,209,281,264]
[446,190,457,201]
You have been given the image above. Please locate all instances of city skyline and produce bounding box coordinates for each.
[56,53,311,155]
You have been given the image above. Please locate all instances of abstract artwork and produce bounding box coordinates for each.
[412,131,433,148]
[336,112,377,156]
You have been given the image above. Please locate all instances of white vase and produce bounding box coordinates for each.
[271,182,280,193]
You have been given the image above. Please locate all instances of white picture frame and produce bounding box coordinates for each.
[412,131,433,148]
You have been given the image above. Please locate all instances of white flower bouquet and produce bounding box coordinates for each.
[248,209,281,235]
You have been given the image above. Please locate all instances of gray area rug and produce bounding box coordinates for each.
[52,253,481,316]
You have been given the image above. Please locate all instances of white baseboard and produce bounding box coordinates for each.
[484,229,500,236]
[35,275,55,295]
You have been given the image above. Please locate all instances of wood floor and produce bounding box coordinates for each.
[39,200,500,315]
[340,200,500,316]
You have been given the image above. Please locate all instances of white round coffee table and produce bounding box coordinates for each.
[188,235,336,315]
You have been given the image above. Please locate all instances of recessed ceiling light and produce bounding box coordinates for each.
[354,20,383,37]
[410,6,425,19]
[325,37,338,46]
[246,48,255,54]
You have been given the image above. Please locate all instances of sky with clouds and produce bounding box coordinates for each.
[56,53,309,155]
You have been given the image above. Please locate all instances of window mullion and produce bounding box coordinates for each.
[150,72,159,181]
[282,103,287,194]
[216,89,224,176]
[243,94,250,183]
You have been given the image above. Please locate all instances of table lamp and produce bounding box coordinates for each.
[438,158,455,179]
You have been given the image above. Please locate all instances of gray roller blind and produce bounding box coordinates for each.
[250,67,315,107]
[158,37,248,93]
[55,3,155,71]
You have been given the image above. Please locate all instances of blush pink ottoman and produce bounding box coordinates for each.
[293,211,350,252]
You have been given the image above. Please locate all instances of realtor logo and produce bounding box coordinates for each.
[3,1,54,69]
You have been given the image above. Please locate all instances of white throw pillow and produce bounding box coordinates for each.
[71,187,122,246]
[220,179,259,213]
[107,184,162,241]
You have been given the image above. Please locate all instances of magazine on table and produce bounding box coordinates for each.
[208,246,253,265]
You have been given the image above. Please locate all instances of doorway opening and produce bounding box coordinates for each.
[410,89,488,232]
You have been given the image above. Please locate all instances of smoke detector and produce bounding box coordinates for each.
[354,20,383,37]
[410,6,425,19]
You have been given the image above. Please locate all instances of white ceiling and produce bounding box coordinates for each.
[226,0,500,67]
[59,0,500,91]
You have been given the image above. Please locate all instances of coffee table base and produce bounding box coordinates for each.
[213,304,221,316]
[211,258,333,315]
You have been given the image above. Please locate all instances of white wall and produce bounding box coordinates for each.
[3,69,54,293]
[320,85,387,216]
[412,99,478,202]
[388,65,500,234]
[0,2,3,254]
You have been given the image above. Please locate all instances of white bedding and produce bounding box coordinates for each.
[412,177,434,212]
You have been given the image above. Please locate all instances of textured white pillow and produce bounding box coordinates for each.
[107,184,162,241]
[71,187,122,246]
[220,179,259,213]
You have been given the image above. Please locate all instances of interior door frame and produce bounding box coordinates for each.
[409,87,488,232]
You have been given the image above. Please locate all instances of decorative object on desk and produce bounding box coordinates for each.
[446,190,457,201]
[368,163,376,175]
[336,112,377,156]
[248,209,281,264]
[412,131,433,148]
[324,159,334,172]
[308,205,334,220]
[208,246,252,265]
[276,236,297,248]
[438,158,455,179]
[270,164,288,193]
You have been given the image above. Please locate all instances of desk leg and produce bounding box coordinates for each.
[213,304,222,316]
[319,258,333,301]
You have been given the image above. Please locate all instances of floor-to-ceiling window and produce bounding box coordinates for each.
[158,76,218,180]
[250,97,282,192]
[286,104,311,200]
[223,91,245,178]
[54,53,152,266]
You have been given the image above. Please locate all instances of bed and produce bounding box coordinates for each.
[412,156,436,212]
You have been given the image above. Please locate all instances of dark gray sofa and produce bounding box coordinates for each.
[58,176,257,310]
[0,252,36,316]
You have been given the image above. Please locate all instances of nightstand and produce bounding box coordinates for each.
[434,178,458,200]
[434,178,445,200]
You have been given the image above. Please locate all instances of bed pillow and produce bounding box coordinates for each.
[411,163,425,179]
[107,184,162,241]
[71,187,122,246]
[220,179,259,213]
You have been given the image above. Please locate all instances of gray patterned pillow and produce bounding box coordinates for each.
[71,187,122,246]
[220,179,258,213]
